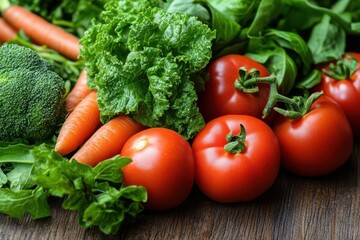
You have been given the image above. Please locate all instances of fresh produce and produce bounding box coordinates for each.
[79,0,216,140]
[192,115,280,202]
[6,34,84,86]
[314,52,360,136]
[198,54,273,122]
[65,69,91,113]
[8,0,110,37]
[0,143,147,235]
[121,128,195,211]
[72,114,145,167]
[0,0,80,60]
[0,0,360,236]
[0,17,16,43]
[55,91,100,156]
[272,94,353,177]
[0,43,66,142]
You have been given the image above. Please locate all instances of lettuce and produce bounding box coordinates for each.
[80,0,216,139]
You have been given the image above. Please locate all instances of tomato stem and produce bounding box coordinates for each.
[224,124,246,154]
[235,67,324,119]
[322,54,358,80]
[273,91,324,119]
[234,67,276,93]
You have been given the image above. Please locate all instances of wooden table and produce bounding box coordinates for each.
[0,138,359,240]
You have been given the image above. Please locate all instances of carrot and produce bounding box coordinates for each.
[55,91,101,156]
[1,5,80,60]
[0,17,16,43]
[72,115,145,167]
[65,69,91,113]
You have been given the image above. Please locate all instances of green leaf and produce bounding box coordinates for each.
[248,0,281,36]
[0,143,37,190]
[264,29,313,74]
[294,69,322,89]
[0,169,7,187]
[31,144,147,235]
[0,186,50,219]
[307,15,346,64]
[207,0,260,25]
[0,144,35,164]
[93,155,131,183]
[80,3,215,139]
[246,38,297,95]
[6,164,34,190]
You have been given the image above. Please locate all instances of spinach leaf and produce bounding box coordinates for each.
[0,143,50,219]
[0,187,50,219]
[307,15,346,64]
[246,38,297,95]
[248,0,281,36]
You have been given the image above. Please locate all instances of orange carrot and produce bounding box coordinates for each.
[0,17,16,43]
[55,91,101,156]
[65,69,91,113]
[2,5,80,60]
[72,115,145,167]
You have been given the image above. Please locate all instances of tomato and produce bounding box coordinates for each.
[121,128,195,211]
[198,54,272,122]
[192,115,280,203]
[272,96,353,177]
[314,52,360,136]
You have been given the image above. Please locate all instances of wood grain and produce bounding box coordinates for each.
[0,138,359,240]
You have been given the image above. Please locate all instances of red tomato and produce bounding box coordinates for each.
[198,54,271,122]
[121,128,195,211]
[315,52,360,136]
[192,115,280,203]
[272,96,353,177]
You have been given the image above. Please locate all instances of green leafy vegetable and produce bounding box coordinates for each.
[8,32,84,86]
[31,145,147,235]
[0,143,50,219]
[80,0,216,139]
[0,43,66,142]
[0,142,147,235]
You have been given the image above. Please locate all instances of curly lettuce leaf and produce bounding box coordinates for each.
[80,0,215,139]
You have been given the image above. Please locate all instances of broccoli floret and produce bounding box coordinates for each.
[0,43,66,142]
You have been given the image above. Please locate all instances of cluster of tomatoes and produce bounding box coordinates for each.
[120,54,359,211]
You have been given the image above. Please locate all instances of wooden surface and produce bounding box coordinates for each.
[0,138,359,240]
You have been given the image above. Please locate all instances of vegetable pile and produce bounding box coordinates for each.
[0,0,360,236]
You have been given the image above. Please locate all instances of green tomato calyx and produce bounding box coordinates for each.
[224,124,246,154]
[273,90,324,119]
[234,67,276,93]
[322,54,358,80]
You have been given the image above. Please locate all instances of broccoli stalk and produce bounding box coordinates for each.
[0,43,66,142]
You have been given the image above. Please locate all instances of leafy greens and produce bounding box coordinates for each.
[0,143,147,235]
[80,0,216,139]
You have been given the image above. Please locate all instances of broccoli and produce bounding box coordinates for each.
[0,43,66,142]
